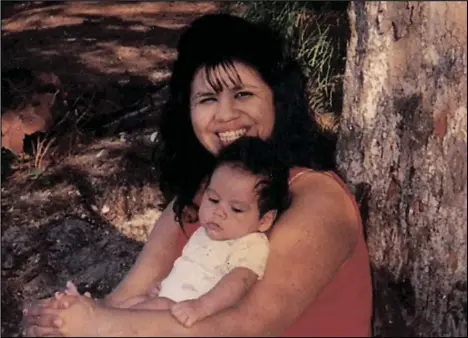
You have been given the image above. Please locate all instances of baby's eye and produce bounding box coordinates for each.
[208,198,219,204]
[231,207,244,213]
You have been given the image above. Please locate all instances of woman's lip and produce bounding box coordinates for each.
[214,128,257,141]
[215,126,250,133]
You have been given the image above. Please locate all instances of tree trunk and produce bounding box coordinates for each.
[337,2,467,337]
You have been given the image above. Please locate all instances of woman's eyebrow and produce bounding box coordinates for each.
[192,91,215,98]
[192,84,259,100]
[232,84,245,90]
[233,83,259,90]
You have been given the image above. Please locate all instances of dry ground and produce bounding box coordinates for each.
[1,2,227,336]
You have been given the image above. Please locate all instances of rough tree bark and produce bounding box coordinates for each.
[337,2,467,337]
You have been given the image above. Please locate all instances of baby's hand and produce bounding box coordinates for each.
[170,299,205,327]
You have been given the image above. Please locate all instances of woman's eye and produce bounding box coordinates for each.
[234,91,252,99]
[208,198,219,204]
[200,97,216,104]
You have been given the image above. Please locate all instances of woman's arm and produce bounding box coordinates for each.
[103,200,181,306]
[28,172,359,336]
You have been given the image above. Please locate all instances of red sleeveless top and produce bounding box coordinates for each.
[175,167,372,337]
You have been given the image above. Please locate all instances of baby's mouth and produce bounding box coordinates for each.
[205,222,221,231]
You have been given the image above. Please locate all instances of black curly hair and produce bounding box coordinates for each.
[208,137,291,222]
[156,13,336,225]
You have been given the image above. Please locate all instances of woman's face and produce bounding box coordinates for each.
[190,61,275,155]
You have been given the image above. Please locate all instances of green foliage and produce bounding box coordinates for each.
[232,1,349,133]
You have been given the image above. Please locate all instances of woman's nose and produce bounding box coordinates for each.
[214,95,239,122]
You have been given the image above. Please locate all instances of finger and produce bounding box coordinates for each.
[183,315,191,328]
[59,293,81,309]
[170,304,180,316]
[31,295,63,307]
[148,287,159,297]
[25,302,57,318]
[171,306,188,323]
[28,314,63,328]
[26,325,62,337]
[35,293,76,311]
[26,308,63,328]
[65,280,80,295]
[26,304,57,317]
[55,291,64,299]
[174,311,187,325]
[84,291,92,298]
[185,317,195,328]
[177,307,195,328]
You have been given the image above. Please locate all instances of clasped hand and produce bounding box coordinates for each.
[23,282,98,337]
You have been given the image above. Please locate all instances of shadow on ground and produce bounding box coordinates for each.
[1,1,223,88]
[1,216,144,337]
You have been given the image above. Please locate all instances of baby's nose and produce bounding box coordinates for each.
[213,205,227,219]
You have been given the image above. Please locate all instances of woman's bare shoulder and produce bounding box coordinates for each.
[290,171,358,222]
[272,170,359,256]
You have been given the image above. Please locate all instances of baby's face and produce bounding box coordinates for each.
[199,164,263,241]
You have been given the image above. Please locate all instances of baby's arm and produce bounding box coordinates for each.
[126,295,175,310]
[111,283,162,309]
[171,267,258,327]
[172,233,269,327]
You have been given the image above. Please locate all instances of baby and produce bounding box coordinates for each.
[61,137,291,327]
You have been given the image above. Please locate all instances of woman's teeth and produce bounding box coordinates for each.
[218,129,247,144]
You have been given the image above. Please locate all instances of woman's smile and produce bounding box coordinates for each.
[217,128,248,146]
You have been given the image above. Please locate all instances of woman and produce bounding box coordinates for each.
[24,13,372,337]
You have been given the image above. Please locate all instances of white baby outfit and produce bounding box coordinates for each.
[158,227,269,302]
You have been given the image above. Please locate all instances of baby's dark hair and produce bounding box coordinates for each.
[208,137,291,222]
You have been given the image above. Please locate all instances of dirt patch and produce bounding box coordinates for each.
[1,1,223,87]
[1,2,224,336]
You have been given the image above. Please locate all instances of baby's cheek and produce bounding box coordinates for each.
[198,205,211,224]
[233,214,247,225]
[234,216,257,233]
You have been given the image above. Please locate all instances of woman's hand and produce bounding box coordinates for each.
[22,295,68,337]
[25,294,100,337]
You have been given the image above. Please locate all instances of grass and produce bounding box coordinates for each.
[31,134,56,171]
